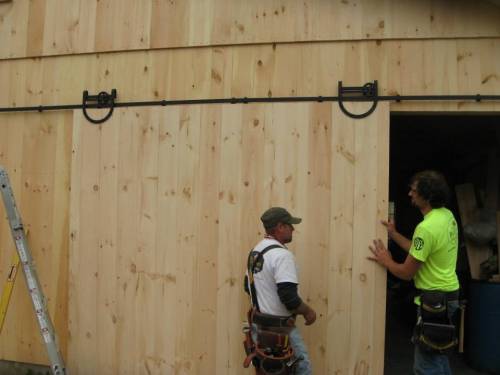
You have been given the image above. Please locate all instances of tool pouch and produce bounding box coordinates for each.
[242,309,299,374]
[413,291,458,353]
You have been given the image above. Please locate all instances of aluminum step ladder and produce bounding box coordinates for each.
[0,166,66,375]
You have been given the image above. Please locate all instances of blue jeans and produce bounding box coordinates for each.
[413,300,459,375]
[251,325,312,375]
[289,327,312,375]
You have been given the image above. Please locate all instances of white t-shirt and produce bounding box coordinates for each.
[247,238,299,316]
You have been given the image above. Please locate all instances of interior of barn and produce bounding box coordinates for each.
[385,114,500,374]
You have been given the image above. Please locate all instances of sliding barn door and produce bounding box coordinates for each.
[68,102,388,374]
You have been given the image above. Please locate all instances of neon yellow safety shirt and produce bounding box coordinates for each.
[409,207,459,293]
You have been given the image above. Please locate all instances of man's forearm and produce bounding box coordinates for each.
[385,258,413,281]
[277,283,316,325]
[292,301,317,325]
[390,231,411,252]
[292,301,313,316]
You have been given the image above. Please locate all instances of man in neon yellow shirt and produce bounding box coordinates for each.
[368,170,459,375]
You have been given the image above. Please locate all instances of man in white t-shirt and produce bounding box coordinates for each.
[246,207,316,375]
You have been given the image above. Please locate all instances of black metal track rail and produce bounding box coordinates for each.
[0,81,499,122]
[3,94,500,112]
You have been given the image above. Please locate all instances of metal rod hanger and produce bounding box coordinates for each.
[0,81,499,121]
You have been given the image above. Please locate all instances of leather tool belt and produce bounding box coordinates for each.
[243,309,300,374]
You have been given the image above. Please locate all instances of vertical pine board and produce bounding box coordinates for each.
[271,45,302,97]
[267,103,307,208]
[239,104,271,247]
[478,39,500,94]
[191,105,222,374]
[42,0,97,55]
[115,108,142,375]
[372,104,389,375]
[42,0,76,55]
[252,45,276,98]
[327,106,355,374]
[456,39,483,97]
[0,0,29,58]
[301,103,332,373]
[173,106,202,375]
[68,0,98,54]
[95,110,120,375]
[94,0,151,52]
[166,48,213,100]
[149,52,172,101]
[424,41,458,95]
[187,0,213,46]
[229,47,256,98]
[267,104,311,365]
[134,107,162,375]
[150,0,190,48]
[26,0,46,57]
[68,112,101,374]
[216,104,243,374]
[67,111,82,371]
[190,49,214,99]
[364,24,390,369]
[352,103,378,374]
[238,103,273,359]
[350,103,388,374]
[7,60,28,111]
[399,40,426,95]
[353,107,373,374]
[155,106,181,374]
[209,47,233,99]
[23,60,44,110]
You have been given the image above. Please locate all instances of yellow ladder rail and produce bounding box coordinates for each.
[0,251,20,334]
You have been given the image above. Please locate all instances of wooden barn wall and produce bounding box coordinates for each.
[67,103,388,375]
[0,6,499,373]
[0,112,72,364]
[0,0,500,59]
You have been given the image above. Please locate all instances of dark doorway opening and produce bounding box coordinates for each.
[385,114,500,375]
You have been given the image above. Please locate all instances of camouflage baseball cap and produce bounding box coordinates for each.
[260,207,302,229]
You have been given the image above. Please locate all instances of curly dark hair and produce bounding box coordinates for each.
[410,170,450,208]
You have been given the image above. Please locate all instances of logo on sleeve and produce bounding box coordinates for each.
[414,237,424,251]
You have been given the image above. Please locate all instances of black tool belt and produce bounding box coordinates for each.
[252,310,295,328]
[413,290,459,353]
[435,290,459,302]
